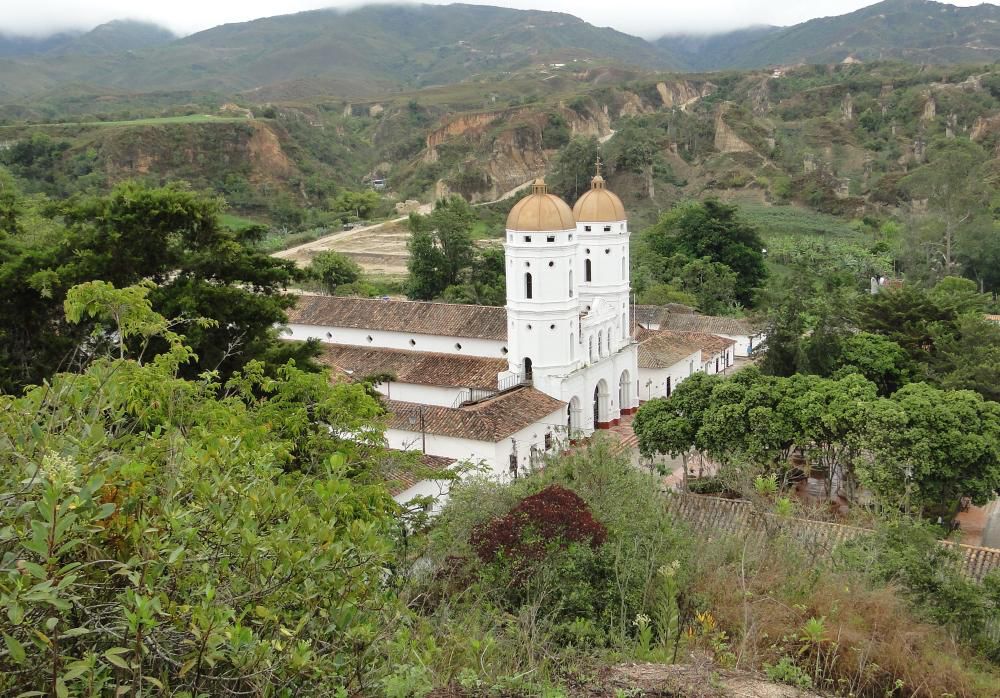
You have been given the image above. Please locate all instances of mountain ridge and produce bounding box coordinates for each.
[0,1,999,101]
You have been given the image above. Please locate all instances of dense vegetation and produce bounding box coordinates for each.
[2,9,1000,692]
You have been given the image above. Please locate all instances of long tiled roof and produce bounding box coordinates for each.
[386,386,565,442]
[632,327,736,361]
[634,303,696,326]
[287,295,508,341]
[659,313,760,336]
[637,332,702,369]
[317,344,505,390]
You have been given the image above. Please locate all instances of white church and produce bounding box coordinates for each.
[285,175,749,503]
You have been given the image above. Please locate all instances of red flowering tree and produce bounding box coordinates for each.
[470,485,607,566]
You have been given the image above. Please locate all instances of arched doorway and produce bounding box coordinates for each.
[593,379,609,428]
[524,357,533,381]
[618,370,631,415]
[567,396,582,436]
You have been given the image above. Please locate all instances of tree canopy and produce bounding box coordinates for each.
[640,199,767,308]
[0,181,315,392]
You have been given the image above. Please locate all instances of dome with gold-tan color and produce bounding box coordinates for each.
[572,174,626,222]
[506,179,575,231]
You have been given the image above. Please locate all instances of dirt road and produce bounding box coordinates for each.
[272,203,433,276]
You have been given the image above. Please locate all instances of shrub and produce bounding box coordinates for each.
[470,484,607,566]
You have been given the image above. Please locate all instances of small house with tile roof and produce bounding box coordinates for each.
[638,311,764,357]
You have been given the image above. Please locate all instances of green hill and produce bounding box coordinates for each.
[658,0,1000,69]
[0,4,679,99]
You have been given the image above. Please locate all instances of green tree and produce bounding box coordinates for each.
[442,246,506,306]
[643,199,767,306]
[899,139,992,281]
[795,373,878,499]
[0,284,403,695]
[310,250,362,294]
[634,372,719,486]
[832,332,914,396]
[0,182,313,392]
[547,136,600,205]
[330,189,381,221]
[859,383,1000,518]
[405,196,476,300]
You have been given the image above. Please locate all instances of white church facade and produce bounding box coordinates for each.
[285,175,730,502]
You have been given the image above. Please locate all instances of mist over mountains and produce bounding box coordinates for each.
[0,0,998,100]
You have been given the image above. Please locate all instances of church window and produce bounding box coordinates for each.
[546,235,555,242]
[501,347,508,355]
[549,324,556,330]
[366,335,373,343]
[325,332,333,339]
[525,261,530,267]
[523,236,532,242]
[585,259,592,282]
[584,225,592,232]
[604,248,610,254]
[455,343,462,351]
[409,339,416,347]
[568,234,573,240]
[598,331,604,357]
[589,336,595,362]
[527,324,532,330]
[548,261,554,267]
[604,225,612,232]
[568,270,574,296]
[508,235,513,242]
[525,273,533,299]
[585,248,591,254]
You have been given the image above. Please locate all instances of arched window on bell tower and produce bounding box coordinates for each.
[585,258,592,282]
[525,272,533,299]
[568,269,573,297]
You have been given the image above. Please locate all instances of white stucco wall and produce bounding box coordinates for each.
[385,406,567,480]
[638,349,701,401]
[284,323,508,359]
[717,332,764,358]
[393,478,452,514]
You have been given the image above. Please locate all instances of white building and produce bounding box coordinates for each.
[636,309,764,358]
[285,175,640,504]
[633,328,738,402]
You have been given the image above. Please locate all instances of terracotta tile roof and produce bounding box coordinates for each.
[986,314,1000,323]
[317,344,506,390]
[634,303,695,326]
[386,386,565,442]
[287,295,507,341]
[383,450,455,496]
[637,332,702,369]
[659,313,760,337]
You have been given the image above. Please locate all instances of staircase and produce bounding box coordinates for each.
[451,373,527,408]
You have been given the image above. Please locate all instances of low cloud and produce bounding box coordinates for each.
[0,0,990,39]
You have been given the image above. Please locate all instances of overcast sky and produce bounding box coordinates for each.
[0,0,994,39]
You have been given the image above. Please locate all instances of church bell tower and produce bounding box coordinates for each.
[503,179,580,391]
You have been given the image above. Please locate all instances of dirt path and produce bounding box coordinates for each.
[271,203,434,275]
[273,178,537,276]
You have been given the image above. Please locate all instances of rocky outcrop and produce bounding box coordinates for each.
[424,106,533,161]
[96,121,296,185]
[655,80,715,110]
[714,106,755,154]
[971,114,1000,141]
[922,95,937,122]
